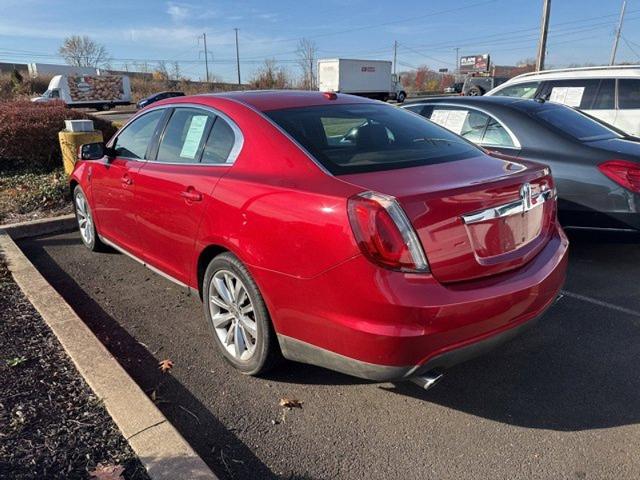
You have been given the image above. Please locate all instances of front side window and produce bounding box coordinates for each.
[430,107,515,147]
[114,109,165,159]
[430,108,489,142]
[156,108,215,163]
[266,103,480,175]
[541,79,605,109]
[492,82,540,99]
[618,79,640,109]
[592,79,615,110]
[535,104,619,142]
[51,89,60,99]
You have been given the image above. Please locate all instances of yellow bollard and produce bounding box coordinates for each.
[58,130,103,176]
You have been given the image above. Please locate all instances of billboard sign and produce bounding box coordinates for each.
[459,54,490,73]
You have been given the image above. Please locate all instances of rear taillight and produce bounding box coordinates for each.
[347,191,429,273]
[598,160,640,194]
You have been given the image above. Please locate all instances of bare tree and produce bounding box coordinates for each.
[171,61,181,81]
[296,38,318,90]
[249,59,291,89]
[154,61,169,81]
[58,35,110,68]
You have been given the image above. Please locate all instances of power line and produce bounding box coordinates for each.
[405,8,640,52]
[621,35,640,60]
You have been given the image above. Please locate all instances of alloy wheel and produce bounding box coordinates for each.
[75,192,93,245]
[208,269,258,361]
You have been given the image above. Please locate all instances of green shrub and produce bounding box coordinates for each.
[0,101,118,171]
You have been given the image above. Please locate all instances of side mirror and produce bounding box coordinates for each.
[78,142,116,161]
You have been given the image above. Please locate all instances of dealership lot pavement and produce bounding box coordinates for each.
[18,229,640,480]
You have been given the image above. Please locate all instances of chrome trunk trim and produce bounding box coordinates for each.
[461,186,554,225]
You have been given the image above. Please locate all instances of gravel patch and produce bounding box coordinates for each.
[0,255,150,480]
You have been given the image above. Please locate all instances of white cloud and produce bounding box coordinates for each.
[166,3,190,22]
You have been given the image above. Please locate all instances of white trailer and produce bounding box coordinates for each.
[31,74,132,110]
[28,63,99,78]
[317,58,406,102]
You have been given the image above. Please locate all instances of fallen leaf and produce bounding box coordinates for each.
[279,398,303,409]
[89,464,125,480]
[5,356,27,368]
[158,359,174,373]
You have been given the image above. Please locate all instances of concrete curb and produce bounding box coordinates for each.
[0,218,218,480]
[1,213,77,240]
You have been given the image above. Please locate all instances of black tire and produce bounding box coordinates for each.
[73,186,107,252]
[468,86,484,96]
[202,252,281,375]
[397,91,406,103]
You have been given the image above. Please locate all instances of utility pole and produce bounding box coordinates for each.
[454,47,460,75]
[393,40,398,76]
[201,33,210,83]
[610,0,627,65]
[234,28,241,85]
[535,0,551,71]
[309,45,314,89]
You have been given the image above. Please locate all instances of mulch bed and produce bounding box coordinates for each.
[0,256,150,480]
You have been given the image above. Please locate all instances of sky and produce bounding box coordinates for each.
[0,0,639,83]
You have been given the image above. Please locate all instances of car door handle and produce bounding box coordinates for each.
[180,188,203,202]
[121,175,133,186]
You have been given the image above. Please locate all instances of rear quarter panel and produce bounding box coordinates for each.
[191,98,362,286]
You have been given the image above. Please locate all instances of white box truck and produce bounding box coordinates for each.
[317,58,407,103]
[28,63,99,78]
[31,74,132,111]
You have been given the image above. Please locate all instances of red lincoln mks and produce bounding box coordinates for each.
[71,91,568,387]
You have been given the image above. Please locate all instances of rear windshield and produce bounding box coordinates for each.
[265,103,480,174]
[534,105,619,142]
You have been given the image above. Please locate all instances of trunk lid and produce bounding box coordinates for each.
[340,154,556,283]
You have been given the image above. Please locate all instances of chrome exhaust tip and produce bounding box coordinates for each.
[409,371,444,390]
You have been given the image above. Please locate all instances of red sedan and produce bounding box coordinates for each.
[72,91,568,387]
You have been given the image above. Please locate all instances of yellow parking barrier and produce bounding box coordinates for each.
[58,129,103,176]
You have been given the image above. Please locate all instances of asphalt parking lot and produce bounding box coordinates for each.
[18,229,640,480]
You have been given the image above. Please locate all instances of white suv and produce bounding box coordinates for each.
[486,65,640,136]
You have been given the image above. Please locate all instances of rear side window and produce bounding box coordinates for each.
[156,108,214,163]
[403,104,424,114]
[114,109,165,159]
[618,79,640,109]
[266,104,480,175]
[535,105,619,141]
[201,118,236,164]
[493,82,540,99]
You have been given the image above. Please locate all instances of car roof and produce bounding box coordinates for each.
[406,95,570,115]
[408,96,526,107]
[499,65,640,86]
[199,90,377,111]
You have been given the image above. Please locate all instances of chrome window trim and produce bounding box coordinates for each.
[403,102,522,149]
[221,96,333,175]
[107,103,244,166]
[461,187,554,225]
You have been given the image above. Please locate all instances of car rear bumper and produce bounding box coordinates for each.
[253,225,569,382]
[277,305,547,381]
